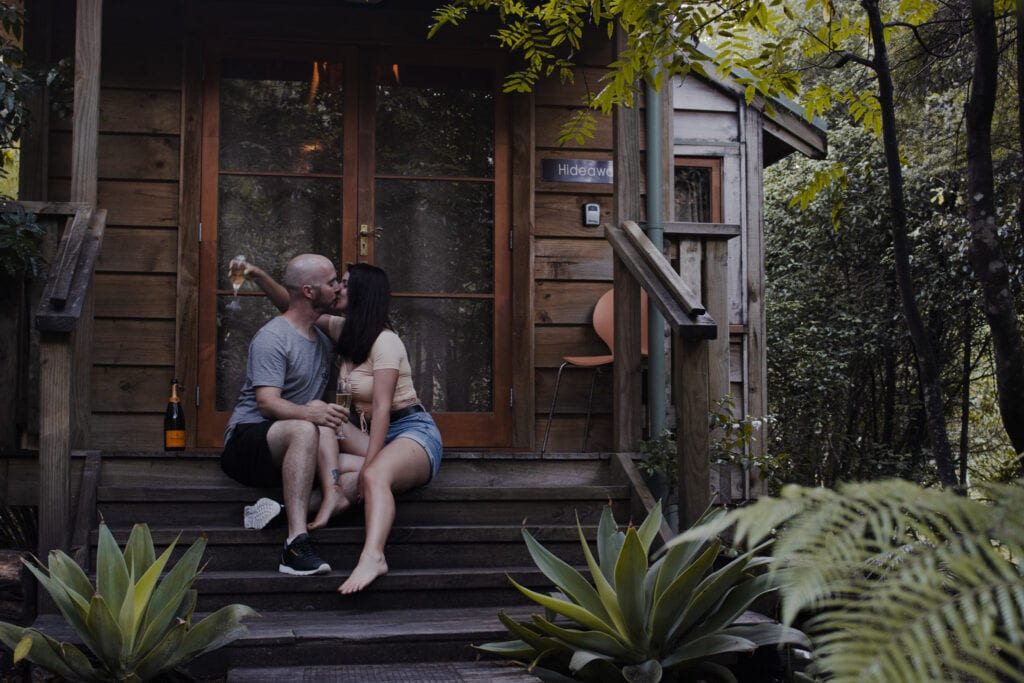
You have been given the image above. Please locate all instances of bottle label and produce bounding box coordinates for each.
[165,430,186,449]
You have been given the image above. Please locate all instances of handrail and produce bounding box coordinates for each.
[604,221,717,339]
[34,205,107,332]
[1,200,106,562]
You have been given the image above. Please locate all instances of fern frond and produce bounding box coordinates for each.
[704,479,1024,682]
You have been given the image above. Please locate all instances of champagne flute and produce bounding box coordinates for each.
[335,377,352,440]
[226,255,246,311]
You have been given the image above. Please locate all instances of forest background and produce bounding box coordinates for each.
[432,0,1024,493]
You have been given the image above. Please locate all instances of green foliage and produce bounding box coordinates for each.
[429,0,804,144]
[0,505,35,550]
[675,479,1024,682]
[479,503,809,681]
[708,395,792,495]
[637,430,677,482]
[0,206,45,279]
[0,523,258,682]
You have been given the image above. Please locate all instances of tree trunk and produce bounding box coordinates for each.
[966,0,1024,461]
[862,0,958,487]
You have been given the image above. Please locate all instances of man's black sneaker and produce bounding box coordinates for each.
[279,533,331,576]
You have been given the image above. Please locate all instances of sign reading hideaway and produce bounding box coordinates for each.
[542,158,614,184]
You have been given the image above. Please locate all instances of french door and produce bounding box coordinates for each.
[197,41,512,448]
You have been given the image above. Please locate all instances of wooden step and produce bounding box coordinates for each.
[93,524,595,572]
[94,488,630,527]
[226,662,541,682]
[191,566,556,612]
[33,605,542,673]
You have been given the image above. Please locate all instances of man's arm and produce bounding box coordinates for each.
[255,386,343,431]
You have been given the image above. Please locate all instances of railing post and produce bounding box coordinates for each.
[37,334,73,559]
[612,258,643,452]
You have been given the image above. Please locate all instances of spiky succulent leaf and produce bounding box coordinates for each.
[667,548,760,645]
[22,558,101,656]
[474,638,536,659]
[635,500,664,556]
[125,536,178,651]
[529,614,633,659]
[0,624,85,681]
[96,523,130,619]
[725,622,811,649]
[496,610,569,655]
[577,518,630,642]
[694,572,777,636]
[176,603,258,662]
[661,633,757,668]
[138,536,205,654]
[509,576,621,638]
[614,527,649,650]
[622,658,662,683]
[85,592,124,675]
[132,620,187,681]
[123,524,157,582]
[522,527,611,624]
[46,551,95,603]
[568,649,618,677]
[597,506,625,583]
[648,542,719,645]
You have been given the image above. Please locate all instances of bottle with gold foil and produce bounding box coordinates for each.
[164,379,185,451]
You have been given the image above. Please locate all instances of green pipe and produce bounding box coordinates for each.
[645,77,666,440]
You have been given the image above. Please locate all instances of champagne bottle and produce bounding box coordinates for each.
[164,379,185,451]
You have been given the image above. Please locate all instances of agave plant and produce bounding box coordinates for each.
[674,479,1024,683]
[480,502,809,682]
[0,522,257,682]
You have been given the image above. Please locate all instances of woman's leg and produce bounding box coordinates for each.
[338,438,430,595]
[308,426,365,530]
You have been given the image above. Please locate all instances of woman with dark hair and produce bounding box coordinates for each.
[239,260,443,594]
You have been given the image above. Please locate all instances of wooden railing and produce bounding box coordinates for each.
[606,219,738,527]
[2,201,107,559]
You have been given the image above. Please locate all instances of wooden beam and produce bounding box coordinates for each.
[511,91,536,448]
[663,221,742,239]
[612,259,643,452]
[621,220,705,316]
[35,210,107,333]
[71,0,102,206]
[676,335,711,527]
[605,225,717,339]
[37,334,72,560]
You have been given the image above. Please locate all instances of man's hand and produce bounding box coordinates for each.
[305,399,348,430]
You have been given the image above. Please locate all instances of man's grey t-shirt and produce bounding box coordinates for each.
[224,316,333,444]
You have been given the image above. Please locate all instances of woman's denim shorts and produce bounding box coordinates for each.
[384,411,443,481]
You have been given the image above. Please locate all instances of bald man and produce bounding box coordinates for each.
[221,254,344,575]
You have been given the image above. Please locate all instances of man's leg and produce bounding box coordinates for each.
[266,420,320,542]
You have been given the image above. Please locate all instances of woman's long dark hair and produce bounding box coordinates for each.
[336,263,391,365]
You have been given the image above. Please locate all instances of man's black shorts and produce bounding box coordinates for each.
[221,422,282,487]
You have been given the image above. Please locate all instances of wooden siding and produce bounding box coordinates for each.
[46,0,184,450]
[32,1,771,454]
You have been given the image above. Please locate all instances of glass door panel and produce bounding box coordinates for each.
[198,47,355,445]
[370,58,510,443]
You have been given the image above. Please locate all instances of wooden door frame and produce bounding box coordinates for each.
[186,38,517,448]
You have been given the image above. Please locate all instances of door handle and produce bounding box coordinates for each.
[359,225,383,256]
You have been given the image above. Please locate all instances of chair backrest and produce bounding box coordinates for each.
[591,288,649,357]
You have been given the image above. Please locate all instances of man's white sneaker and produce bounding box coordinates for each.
[243,497,283,530]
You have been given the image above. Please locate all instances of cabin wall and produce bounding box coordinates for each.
[31,0,767,452]
[42,0,184,450]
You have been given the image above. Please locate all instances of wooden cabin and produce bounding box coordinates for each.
[0,1,825,674]
[5,0,823,453]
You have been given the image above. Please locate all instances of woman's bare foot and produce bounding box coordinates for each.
[338,551,388,594]
[308,488,351,531]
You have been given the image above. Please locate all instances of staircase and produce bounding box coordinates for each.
[23,451,656,679]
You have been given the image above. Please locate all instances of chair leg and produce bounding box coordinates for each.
[541,361,569,455]
[581,367,599,452]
